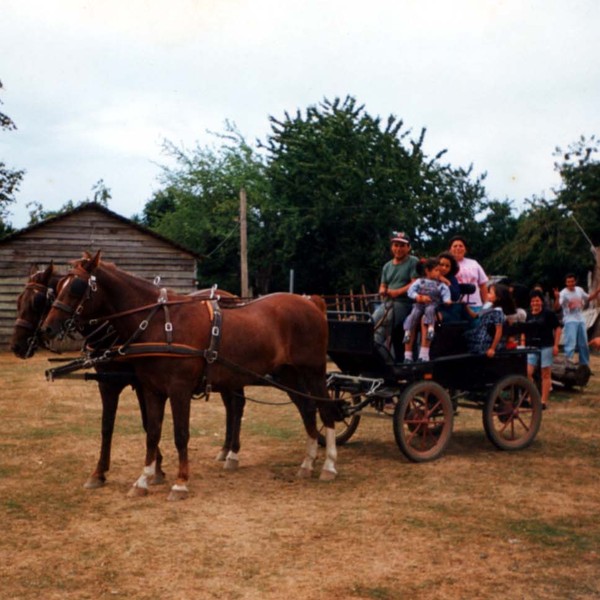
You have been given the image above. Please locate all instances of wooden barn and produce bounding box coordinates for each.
[0,202,202,349]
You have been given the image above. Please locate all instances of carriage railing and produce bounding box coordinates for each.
[323,293,380,316]
[326,309,374,322]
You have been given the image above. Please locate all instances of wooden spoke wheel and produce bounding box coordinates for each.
[393,381,453,462]
[483,375,542,451]
[317,385,361,447]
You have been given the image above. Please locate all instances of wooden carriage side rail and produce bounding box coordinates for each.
[323,291,379,318]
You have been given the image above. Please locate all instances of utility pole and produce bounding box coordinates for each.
[240,188,249,297]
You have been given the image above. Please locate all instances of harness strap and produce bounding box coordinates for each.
[52,300,77,315]
[115,303,163,356]
[14,318,35,331]
[87,296,209,325]
[198,299,222,398]
[113,343,205,358]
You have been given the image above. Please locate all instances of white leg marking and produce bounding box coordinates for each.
[226,450,239,462]
[133,461,156,490]
[300,436,318,472]
[321,428,338,476]
[170,482,189,493]
[224,450,240,470]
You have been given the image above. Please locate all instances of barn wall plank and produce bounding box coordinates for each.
[0,205,203,348]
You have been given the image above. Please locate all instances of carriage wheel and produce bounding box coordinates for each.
[393,381,453,462]
[317,385,361,447]
[483,375,542,451]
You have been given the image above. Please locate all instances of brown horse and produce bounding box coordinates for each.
[11,262,243,489]
[42,252,336,500]
[11,262,168,488]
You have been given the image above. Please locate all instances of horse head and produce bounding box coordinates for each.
[11,262,63,358]
[42,251,103,340]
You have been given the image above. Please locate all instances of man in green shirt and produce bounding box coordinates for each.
[373,231,419,360]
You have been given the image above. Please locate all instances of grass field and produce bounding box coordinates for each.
[1,350,599,599]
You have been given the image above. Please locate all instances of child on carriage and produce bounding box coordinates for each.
[463,283,516,358]
[402,257,452,362]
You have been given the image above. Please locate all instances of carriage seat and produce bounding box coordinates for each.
[327,312,391,374]
[429,292,477,359]
[429,318,471,359]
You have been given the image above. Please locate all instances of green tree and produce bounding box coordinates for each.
[262,96,490,293]
[465,199,519,274]
[1,80,25,237]
[26,180,112,225]
[90,178,111,206]
[145,123,272,294]
[492,135,600,289]
[554,135,600,248]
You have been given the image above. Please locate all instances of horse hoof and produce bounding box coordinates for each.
[127,485,148,498]
[224,458,239,471]
[83,477,106,490]
[319,469,337,482]
[167,488,189,501]
[150,472,166,486]
[296,467,313,479]
[215,449,228,462]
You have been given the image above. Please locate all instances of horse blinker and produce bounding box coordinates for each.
[70,276,89,298]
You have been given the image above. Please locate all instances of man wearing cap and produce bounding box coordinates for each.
[373,232,419,359]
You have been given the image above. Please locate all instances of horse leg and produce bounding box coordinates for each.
[84,380,121,489]
[281,365,338,481]
[274,367,321,479]
[216,392,231,463]
[297,427,319,479]
[316,403,338,482]
[303,372,339,481]
[127,388,167,498]
[166,391,193,501]
[217,389,245,470]
[133,383,166,485]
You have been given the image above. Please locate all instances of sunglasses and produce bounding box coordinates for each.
[392,242,409,247]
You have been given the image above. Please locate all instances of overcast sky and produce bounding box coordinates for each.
[2,0,599,230]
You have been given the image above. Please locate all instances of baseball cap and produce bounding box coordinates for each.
[391,231,410,244]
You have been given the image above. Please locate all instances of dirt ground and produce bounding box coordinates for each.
[1,351,599,600]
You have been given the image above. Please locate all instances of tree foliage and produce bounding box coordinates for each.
[26,180,112,225]
[491,135,600,289]
[0,80,25,237]
[142,98,493,294]
[262,96,490,293]
[141,124,271,294]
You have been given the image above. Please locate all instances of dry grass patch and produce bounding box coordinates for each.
[1,351,599,599]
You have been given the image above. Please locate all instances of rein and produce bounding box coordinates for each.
[50,270,334,403]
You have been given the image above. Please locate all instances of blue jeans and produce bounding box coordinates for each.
[562,320,590,366]
[527,347,554,369]
[373,301,412,358]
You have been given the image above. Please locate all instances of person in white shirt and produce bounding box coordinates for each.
[448,235,489,308]
[558,273,600,366]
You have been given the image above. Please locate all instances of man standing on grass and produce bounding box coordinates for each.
[558,273,600,367]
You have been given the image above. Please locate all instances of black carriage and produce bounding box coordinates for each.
[320,301,543,462]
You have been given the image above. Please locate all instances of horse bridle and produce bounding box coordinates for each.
[50,270,98,339]
[14,281,57,358]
